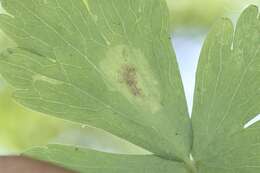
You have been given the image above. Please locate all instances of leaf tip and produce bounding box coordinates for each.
[246,4,259,11]
[241,4,259,19]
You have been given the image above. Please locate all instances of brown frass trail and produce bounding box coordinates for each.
[119,64,143,97]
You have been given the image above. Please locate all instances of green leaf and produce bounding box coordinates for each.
[24,144,188,173]
[0,0,191,161]
[192,5,260,172]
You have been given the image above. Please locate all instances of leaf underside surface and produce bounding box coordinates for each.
[0,0,260,173]
[192,5,260,173]
[25,144,188,173]
[0,0,191,172]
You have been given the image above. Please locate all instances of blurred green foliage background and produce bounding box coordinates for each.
[0,0,260,155]
[167,0,260,29]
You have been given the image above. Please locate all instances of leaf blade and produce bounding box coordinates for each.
[24,144,188,173]
[192,5,260,172]
[0,0,191,161]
